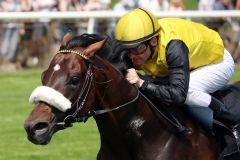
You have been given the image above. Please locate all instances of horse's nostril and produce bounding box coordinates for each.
[32,122,49,136]
[34,122,48,130]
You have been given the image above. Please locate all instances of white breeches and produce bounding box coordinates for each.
[184,49,235,107]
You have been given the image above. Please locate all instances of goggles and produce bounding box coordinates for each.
[129,43,148,55]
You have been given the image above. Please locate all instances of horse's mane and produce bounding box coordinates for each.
[108,42,134,75]
[60,33,112,60]
[60,33,133,75]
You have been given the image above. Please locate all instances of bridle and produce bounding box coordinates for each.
[55,49,191,134]
[56,49,140,128]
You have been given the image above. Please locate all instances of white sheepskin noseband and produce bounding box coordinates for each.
[29,86,72,112]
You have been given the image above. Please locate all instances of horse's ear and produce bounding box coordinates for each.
[61,32,72,46]
[84,39,106,57]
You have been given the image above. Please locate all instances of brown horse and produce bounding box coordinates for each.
[24,33,240,160]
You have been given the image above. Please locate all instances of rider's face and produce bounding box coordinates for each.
[128,43,152,65]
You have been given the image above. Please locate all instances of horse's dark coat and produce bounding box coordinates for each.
[24,33,240,160]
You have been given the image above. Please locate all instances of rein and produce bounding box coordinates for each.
[139,92,192,134]
[56,49,140,128]
[57,62,140,128]
[56,49,191,133]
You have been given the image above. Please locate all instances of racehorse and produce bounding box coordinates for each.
[24,33,240,160]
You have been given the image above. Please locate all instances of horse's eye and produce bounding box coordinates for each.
[69,76,80,85]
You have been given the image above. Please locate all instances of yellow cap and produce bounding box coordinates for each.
[115,8,160,46]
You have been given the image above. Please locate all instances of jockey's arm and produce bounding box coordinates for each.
[140,40,190,104]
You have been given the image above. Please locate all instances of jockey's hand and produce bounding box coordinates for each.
[126,68,144,88]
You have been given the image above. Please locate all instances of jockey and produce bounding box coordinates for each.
[113,8,240,147]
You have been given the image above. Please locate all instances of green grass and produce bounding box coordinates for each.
[0,70,99,160]
[0,66,239,160]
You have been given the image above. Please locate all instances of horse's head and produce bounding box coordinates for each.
[24,33,112,145]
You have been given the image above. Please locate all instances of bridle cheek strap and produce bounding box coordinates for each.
[29,86,72,112]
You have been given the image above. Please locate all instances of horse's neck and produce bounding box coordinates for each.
[93,67,219,159]
[94,80,174,159]
[92,60,189,159]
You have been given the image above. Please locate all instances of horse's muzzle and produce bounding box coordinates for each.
[24,120,51,145]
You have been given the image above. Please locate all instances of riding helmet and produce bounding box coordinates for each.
[115,8,160,46]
